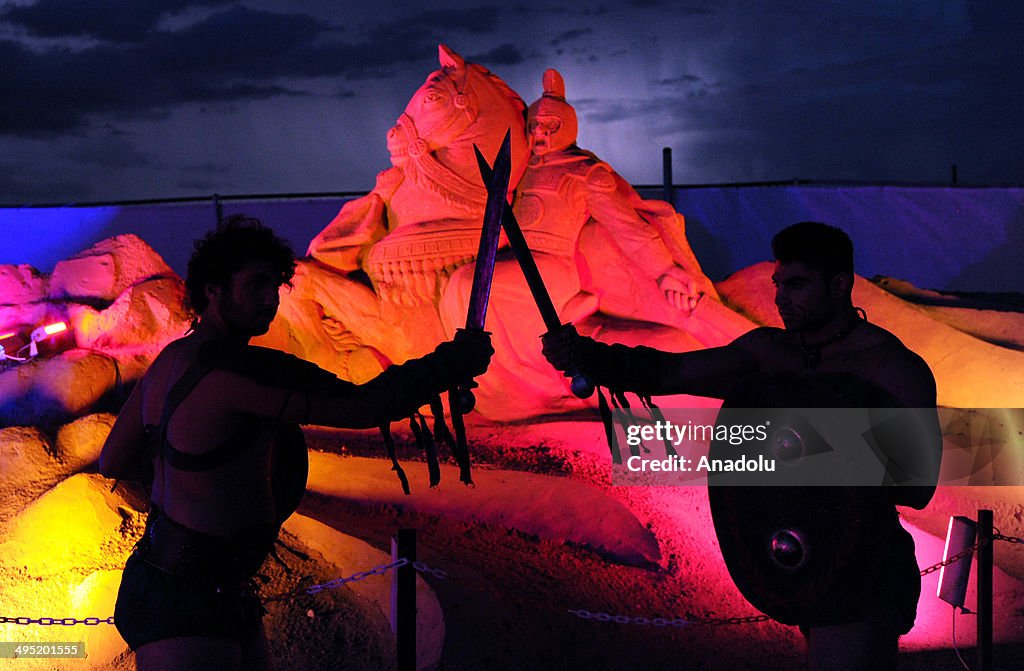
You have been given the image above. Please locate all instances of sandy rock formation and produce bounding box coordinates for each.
[0,264,47,304]
[0,237,188,427]
[48,234,174,303]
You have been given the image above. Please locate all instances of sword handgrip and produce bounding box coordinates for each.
[569,369,595,399]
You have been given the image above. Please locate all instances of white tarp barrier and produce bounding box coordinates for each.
[665,184,1023,292]
[2,185,1021,293]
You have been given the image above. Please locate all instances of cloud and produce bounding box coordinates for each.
[0,5,503,137]
[657,74,704,87]
[63,135,153,169]
[1,0,233,42]
[178,83,308,103]
[370,6,500,38]
[550,28,592,46]
[180,160,231,174]
[0,154,94,204]
[569,16,1023,185]
[468,43,525,66]
[625,0,709,13]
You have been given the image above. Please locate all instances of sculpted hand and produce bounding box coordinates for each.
[657,267,701,314]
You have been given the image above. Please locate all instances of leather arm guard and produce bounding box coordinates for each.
[365,341,473,419]
[577,338,666,395]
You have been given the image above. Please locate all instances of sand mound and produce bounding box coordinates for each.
[873,276,1024,351]
[717,263,1024,408]
[0,468,440,670]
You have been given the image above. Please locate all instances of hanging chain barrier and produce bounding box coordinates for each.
[2,533,1021,628]
[570,532,1024,629]
[919,539,990,577]
[0,616,114,627]
[917,532,1024,577]
[264,556,446,603]
[0,556,447,625]
[568,610,771,627]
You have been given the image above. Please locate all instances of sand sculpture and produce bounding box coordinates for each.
[2,44,1024,670]
[259,52,752,420]
[439,69,751,418]
[0,235,190,428]
[259,45,530,387]
[2,44,1023,424]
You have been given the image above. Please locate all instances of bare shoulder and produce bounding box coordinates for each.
[858,324,937,405]
[861,323,929,371]
[151,335,193,364]
[731,326,788,357]
[141,337,192,383]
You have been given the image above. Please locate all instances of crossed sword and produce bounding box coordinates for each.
[454,129,594,413]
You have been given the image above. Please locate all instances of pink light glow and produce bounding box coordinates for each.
[43,322,67,336]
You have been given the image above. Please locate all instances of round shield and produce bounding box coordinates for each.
[708,373,891,626]
[272,422,309,526]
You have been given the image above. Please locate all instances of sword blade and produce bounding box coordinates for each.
[500,202,561,331]
[464,130,512,331]
[478,156,595,398]
[476,159,559,331]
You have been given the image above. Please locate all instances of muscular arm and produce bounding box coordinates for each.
[208,369,421,430]
[98,381,148,480]
[199,335,490,429]
[553,326,764,399]
[884,351,942,509]
[582,168,677,278]
[636,340,759,398]
[861,345,942,509]
[651,329,765,399]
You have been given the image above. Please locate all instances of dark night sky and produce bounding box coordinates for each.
[1,0,1021,205]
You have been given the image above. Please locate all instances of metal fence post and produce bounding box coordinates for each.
[392,529,416,671]
[662,147,674,204]
[977,509,992,671]
[212,193,223,226]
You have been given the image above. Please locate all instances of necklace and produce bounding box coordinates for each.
[799,309,865,372]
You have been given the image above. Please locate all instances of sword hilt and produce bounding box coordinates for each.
[568,368,595,399]
[451,381,478,415]
[451,327,488,415]
[543,323,596,399]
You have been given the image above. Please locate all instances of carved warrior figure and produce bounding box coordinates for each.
[259,45,528,381]
[262,52,751,418]
[440,69,751,419]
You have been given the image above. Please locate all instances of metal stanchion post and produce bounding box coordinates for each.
[977,509,992,671]
[662,147,674,204]
[212,193,223,226]
[392,529,416,671]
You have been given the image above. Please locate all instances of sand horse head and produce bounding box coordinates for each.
[361,46,529,308]
[386,45,528,200]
